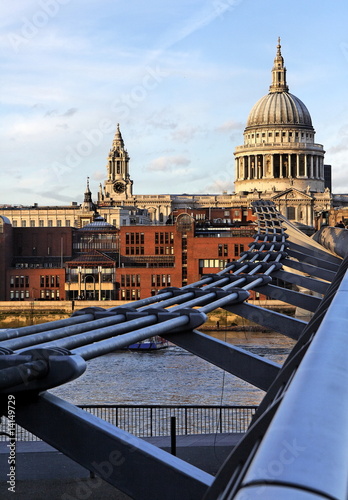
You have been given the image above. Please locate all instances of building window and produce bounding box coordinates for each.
[287,207,296,220]
[57,220,62,227]
[21,220,26,227]
[30,220,35,227]
[12,220,18,227]
[48,220,53,227]
[39,220,44,227]
[66,220,71,227]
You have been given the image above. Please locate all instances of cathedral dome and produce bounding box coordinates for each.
[246,91,313,128]
[245,38,313,131]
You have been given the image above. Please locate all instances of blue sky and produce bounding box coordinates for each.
[1,0,348,205]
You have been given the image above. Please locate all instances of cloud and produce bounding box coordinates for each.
[38,190,75,203]
[147,113,177,130]
[61,107,78,117]
[146,155,191,172]
[92,170,106,181]
[171,127,201,143]
[202,179,235,194]
[328,143,348,154]
[56,123,69,130]
[45,109,58,117]
[215,120,244,133]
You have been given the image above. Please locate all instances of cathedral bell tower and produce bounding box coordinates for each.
[98,124,133,205]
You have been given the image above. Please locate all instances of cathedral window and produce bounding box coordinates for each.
[287,207,296,220]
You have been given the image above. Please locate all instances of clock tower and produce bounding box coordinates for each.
[98,124,134,205]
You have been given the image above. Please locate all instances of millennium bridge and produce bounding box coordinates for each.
[1,200,348,499]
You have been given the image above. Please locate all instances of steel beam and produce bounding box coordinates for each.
[287,241,341,266]
[0,314,95,342]
[13,392,213,500]
[253,284,321,312]
[282,258,336,282]
[286,248,340,272]
[224,303,306,340]
[272,270,329,295]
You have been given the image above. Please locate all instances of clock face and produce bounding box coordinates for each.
[113,182,125,193]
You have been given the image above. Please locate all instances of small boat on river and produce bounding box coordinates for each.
[127,336,168,350]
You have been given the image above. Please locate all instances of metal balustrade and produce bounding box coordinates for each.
[0,405,256,441]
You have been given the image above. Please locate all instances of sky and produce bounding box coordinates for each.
[1,0,348,206]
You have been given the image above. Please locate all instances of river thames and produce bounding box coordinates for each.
[50,331,295,406]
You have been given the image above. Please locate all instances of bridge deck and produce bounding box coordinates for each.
[1,200,347,499]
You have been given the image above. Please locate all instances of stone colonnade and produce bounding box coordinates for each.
[236,153,324,181]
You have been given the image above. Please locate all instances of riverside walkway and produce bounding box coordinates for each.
[1,200,348,499]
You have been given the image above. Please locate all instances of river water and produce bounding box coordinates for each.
[49,331,295,406]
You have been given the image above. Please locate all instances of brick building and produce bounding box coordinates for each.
[117,213,256,300]
[0,211,257,302]
[4,226,73,301]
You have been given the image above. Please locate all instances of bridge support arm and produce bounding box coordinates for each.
[224,303,306,340]
[13,392,213,500]
[253,284,321,313]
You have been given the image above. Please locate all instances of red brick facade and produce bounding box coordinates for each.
[1,211,258,301]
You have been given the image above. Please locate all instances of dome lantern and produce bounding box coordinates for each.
[270,37,289,93]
